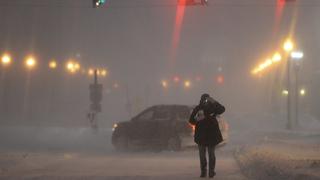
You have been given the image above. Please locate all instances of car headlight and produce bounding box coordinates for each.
[112,123,118,131]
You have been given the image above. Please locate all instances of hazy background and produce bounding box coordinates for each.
[0,0,320,129]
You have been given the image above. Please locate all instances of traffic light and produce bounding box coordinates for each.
[178,0,208,6]
[93,0,106,8]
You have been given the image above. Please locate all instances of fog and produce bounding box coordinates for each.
[0,0,320,179]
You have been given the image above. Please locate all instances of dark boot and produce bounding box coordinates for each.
[198,145,207,178]
[209,171,216,178]
[200,169,207,178]
[208,146,216,178]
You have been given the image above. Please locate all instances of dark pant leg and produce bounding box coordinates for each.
[198,145,207,173]
[208,145,216,175]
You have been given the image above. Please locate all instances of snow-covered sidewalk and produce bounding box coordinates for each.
[235,141,320,180]
[0,149,246,180]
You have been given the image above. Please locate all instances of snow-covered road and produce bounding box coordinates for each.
[0,148,246,180]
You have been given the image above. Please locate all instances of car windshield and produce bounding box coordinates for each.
[154,108,171,120]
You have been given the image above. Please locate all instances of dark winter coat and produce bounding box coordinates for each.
[189,101,225,146]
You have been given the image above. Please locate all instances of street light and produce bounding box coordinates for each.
[283,39,294,53]
[66,61,80,73]
[161,80,168,88]
[283,39,295,130]
[272,52,282,62]
[49,60,57,69]
[291,51,304,59]
[100,69,108,77]
[300,89,306,96]
[88,68,94,76]
[282,89,289,96]
[1,53,12,66]
[184,80,191,88]
[25,56,36,69]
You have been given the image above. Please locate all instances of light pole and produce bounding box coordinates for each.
[291,51,303,127]
[23,55,37,121]
[1,53,12,116]
[283,39,294,130]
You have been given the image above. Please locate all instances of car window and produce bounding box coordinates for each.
[136,110,154,121]
[154,108,171,120]
[176,107,191,121]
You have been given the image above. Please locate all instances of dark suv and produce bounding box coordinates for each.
[111,104,228,151]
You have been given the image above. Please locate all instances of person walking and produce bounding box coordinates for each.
[189,93,225,178]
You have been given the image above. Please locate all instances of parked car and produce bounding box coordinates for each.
[111,104,228,151]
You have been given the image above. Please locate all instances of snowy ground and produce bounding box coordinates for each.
[234,131,320,180]
[0,127,246,180]
[0,148,246,180]
[1,114,320,180]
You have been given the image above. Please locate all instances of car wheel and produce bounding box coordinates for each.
[114,136,128,151]
[167,136,181,151]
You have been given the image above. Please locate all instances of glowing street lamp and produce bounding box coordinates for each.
[282,89,289,96]
[25,56,36,69]
[101,69,108,77]
[300,89,306,96]
[283,39,294,53]
[272,52,282,62]
[161,80,168,88]
[49,60,57,69]
[88,68,94,76]
[184,80,191,88]
[1,53,12,66]
[66,61,80,73]
[291,51,304,60]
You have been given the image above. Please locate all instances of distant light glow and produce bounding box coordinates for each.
[171,1,186,66]
[74,63,80,70]
[25,56,36,69]
[283,39,294,52]
[1,54,11,66]
[101,69,108,77]
[49,61,57,69]
[300,89,306,96]
[274,0,285,34]
[173,76,180,83]
[272,52,282,62]
[217,75,224,84]
[252,58,274,75]
[282,90,289,96]
[161,80,168,88]
[66,61,79,73]
[184,80,191,88]
[88,68,94,76]
[291,51,304,59]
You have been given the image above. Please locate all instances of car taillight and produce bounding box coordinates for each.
[188,123,195,134]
